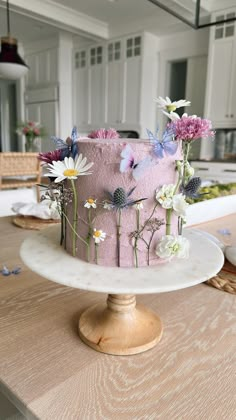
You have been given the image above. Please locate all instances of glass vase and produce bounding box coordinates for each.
[25,136,40,152]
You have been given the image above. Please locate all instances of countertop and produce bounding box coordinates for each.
[0,215,236,420]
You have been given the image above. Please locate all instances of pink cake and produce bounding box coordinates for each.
[65,138,182,267]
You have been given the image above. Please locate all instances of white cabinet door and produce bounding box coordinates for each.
[74,68,89,126]
[205,9,236,130]
[123,56,141,125]
[207,39,234,125]
[106,60,123,124]
[89,65,105,125]
[25,48,58,88]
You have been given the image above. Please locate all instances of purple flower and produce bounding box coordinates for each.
[88,128,120,139]
[170,115,215,142]
[38,149,64,165]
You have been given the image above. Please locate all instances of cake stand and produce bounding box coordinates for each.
[20,227,224,356]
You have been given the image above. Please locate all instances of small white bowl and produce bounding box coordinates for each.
[225,246,236,266]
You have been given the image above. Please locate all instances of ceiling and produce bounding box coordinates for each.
[0,0,232,45]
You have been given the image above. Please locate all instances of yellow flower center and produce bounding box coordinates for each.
[88,198,95,204]
[166,104,177,112]
[63,169,79,177]
[94,230,101,238]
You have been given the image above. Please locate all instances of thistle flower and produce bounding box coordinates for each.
[180,177,203,198]
[38,149,64,165]
[170,114,215,142]
[106,187,147,210]
[88,128,120,139]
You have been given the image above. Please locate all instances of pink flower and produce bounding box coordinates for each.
[28,121,35,127]
[33,128,40,136]
[23,127,29,134]
[170,115,215,142]
[38,149,63,165]
[88,128,120,139]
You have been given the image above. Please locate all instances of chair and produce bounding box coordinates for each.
[0,152,41,202]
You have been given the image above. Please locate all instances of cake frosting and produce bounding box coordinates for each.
[64,138,182,267]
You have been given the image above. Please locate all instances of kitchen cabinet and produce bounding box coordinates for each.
[25,48,58,88]
[73,32,158,137]
[191,161,236,183]
[25,87,59,152]
[205,8,236,129]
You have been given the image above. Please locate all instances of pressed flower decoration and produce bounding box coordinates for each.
[104,187,147,267]
[88,128,120,139]
[93,229,106,264]
[154,96,191,120]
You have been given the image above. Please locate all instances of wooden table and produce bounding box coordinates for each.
[0,215,236,420]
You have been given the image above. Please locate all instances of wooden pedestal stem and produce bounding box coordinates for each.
[78,294,163,355]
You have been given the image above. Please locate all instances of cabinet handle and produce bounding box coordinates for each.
[195,168,209,171]
[223,169,236,172]
[225,114,229,117]
[230,114,234,118]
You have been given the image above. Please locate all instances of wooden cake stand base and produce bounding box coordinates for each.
[79,294,162,355]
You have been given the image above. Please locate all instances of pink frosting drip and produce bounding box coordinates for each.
[65,138,182,267]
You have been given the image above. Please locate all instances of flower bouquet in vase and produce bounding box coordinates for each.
[16,121,45,152]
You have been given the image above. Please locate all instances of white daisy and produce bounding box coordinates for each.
[44,154,93,183]
[133,201,144,210]
[84,198,97,209]
[93,229,106,244]
[103,201,113,211]
[154,96,191,120]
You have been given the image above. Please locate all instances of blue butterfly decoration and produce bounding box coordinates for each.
[51,126,79,159]
[120,144,155,181]
[0,265,21,276]
[147,127,178,159]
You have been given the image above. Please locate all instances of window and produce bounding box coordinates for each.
[108,41,121,62]
[126,36,141,58]
[90,46,103,66]
[75,51,86,69]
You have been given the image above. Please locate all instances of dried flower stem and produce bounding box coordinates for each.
[61,211,88,248]
[70,180,78,257]
[179,142,191,235]
[95,243,99,264]
[134,209,140,268]
[117,209,122,267]
[147,231,155,266]
[87,209,93,262]
[139,203,158,236]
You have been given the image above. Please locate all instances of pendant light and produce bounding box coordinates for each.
[0,0,29,80]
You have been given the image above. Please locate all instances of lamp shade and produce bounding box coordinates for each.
[0,37,28,80]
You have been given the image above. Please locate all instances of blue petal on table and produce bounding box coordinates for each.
[0,265,11,276]
[217,228,231,236]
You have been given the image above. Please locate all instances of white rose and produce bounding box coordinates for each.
[155,235,190,260]
[172,194,189,218]
[156,184,175,209]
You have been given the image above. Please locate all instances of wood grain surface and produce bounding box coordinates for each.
[0,215,236,420]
